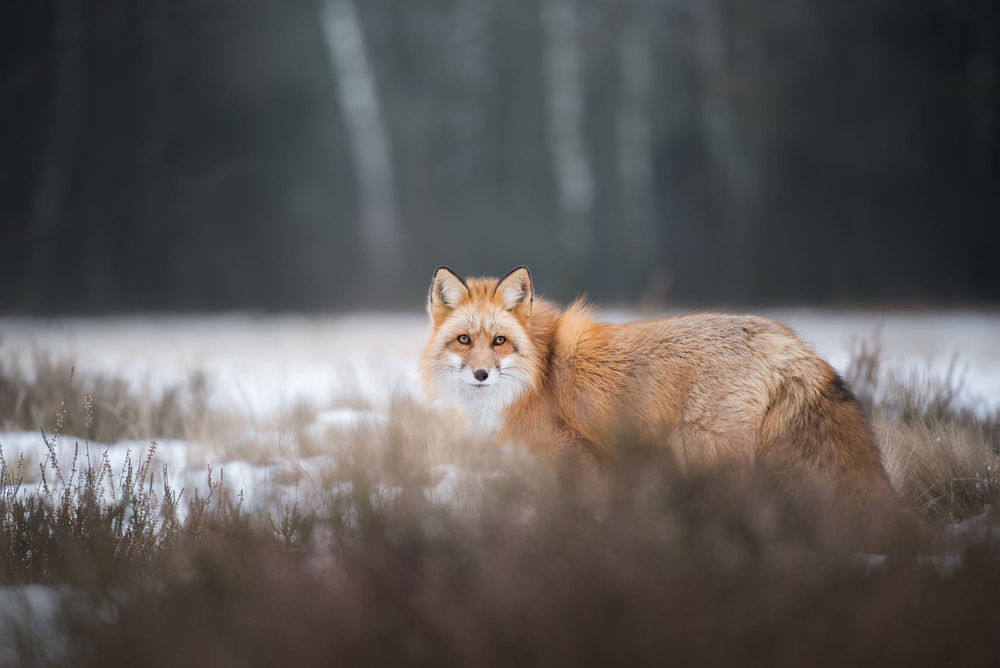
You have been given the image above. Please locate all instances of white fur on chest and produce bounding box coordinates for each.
[432,369,533,437]
[436,384,509,436]
[458,389,508,434]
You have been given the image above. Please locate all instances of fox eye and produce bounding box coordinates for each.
[492,335,507,346]
[457,334,471,345]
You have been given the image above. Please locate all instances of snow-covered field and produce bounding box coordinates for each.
[0,309,997,510]
[0,312,426,414]
[2,309,997,414]
[0,310,997,659]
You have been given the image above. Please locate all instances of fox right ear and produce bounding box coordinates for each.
[494,266,533,318]
[428,266,470,315]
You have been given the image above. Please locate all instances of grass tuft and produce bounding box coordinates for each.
[0,352,210,443]
[846,333,1000,520]
[0,339,999,665]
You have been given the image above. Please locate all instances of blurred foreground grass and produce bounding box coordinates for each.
[0,338,999,667]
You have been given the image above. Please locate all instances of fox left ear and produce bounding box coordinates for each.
[494,266,533,317]
[428,266,470,318]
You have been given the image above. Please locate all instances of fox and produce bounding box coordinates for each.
[419,265,904,517]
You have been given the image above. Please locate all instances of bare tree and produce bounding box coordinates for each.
[451,0,490,179]
[25,0,84,304]
[616,2,655,272]
[541,0,595,258]
[135,0,170,295]
[319,0,400,276]
[690,0,760,295]
[968,2,997,191]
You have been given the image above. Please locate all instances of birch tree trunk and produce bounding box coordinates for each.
[25,0,84,303]
[690,0,757,296]
[319,0,400,276]
[451,0,489,179]
[616,5,655,270]
[541,0,595,257]
[691,0,737,217]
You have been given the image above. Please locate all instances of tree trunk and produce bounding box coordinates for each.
[541,0,595,258]
[135,0,170,301]
[451,0,490,180]
[690,0,758,299]
[25,0,84,306]
[319,0,400,282]
[616,4,655,284]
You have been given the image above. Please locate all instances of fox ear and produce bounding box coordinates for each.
[428,266,469,315]
[494,266,533,317]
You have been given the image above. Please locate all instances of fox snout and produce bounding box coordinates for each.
[456,340,504,385]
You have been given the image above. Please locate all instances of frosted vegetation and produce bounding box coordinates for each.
[0,312,998,665]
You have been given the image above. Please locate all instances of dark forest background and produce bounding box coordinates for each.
[2,0,998,313]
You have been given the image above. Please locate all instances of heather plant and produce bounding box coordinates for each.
[0,342,999,666]
[0,352,210,444]
[846,334,1000,520]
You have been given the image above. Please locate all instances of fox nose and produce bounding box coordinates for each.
[473,369,489,382]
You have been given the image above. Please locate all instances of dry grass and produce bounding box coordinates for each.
[9,412,997,668]
[846,334,1000,521]
[0,352,210,444]
[0,340,999,666]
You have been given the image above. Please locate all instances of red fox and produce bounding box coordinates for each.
[419,265,901,514]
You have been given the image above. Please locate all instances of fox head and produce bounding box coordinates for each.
[420,266,542,432]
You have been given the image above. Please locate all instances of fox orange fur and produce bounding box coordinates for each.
[419,266,900,512]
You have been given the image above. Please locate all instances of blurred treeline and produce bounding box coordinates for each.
[2,0,998,312]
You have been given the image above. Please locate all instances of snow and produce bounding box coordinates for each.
[0,309,997,519]
[0,312,429,414]
[0,310,995,660]
[312,407,388,430]
[0,585,66,666]
[0,427,347,523]
[2,310,996,416]
[761,309,1000,406]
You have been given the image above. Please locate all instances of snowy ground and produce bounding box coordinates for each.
[0,312,426,415]
[764,309,1000,407]
[0,309,997,510]
[2,309,997,414]
[0,310,996,652]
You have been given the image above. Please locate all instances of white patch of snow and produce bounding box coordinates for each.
[0,585,66,666]
[0,313,428,415]
[427,464,465,506]
[0,310,996,525]
[313,407,386,429]
[2,311,997,413]
[761,309,1000,406]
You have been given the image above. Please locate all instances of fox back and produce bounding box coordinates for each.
[419,266,899,514]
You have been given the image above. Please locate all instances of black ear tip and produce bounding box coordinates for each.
[433,265,468,285]
[501,265,532,283]
[513,266,532,291]
[493,265,534,304]
[514,266,532,288]
[433,265,457,279]
[430,265,471,301]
